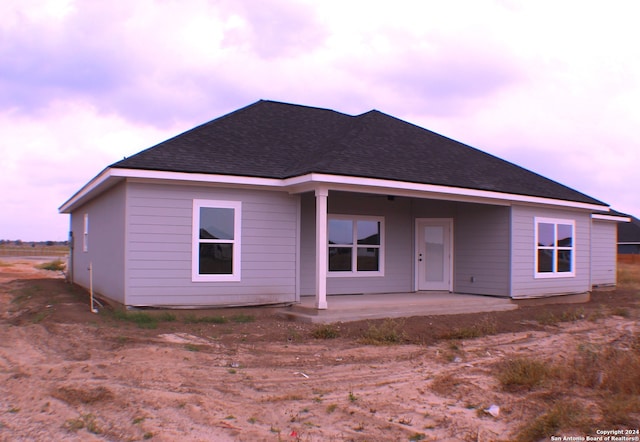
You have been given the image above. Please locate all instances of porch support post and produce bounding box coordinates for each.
[315,187,328,309]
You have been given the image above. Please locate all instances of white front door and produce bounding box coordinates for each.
[416,219,453,291]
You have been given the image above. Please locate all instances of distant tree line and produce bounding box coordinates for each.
[0,240,69,246]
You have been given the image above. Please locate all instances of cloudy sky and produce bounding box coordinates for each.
[1,0,639,241]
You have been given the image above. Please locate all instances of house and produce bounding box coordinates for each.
[59,100,628,309]
[617,213,640,254]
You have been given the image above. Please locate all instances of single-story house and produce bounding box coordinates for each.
[617,213,640,254]
[59,100,629,309]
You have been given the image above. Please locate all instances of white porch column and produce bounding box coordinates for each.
[315,187,328,309]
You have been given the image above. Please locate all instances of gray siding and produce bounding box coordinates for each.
[453,205,510,296]
[125,182,299,307]
[71,182,126,302]
[511,205,591,298]
[300,192,413,295]
[591,219,617,287]
[301,193,511,298]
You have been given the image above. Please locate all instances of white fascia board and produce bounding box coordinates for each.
[592,213,631,222]
[60,167,609,214]
[59,168,282,213]
[110,168,282,187]
[59,168,114,213]
[284,173,608,211]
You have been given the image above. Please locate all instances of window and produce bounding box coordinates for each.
[535,217,575,278]
[83,213,89,252]
[328,215,384,276]
[192,200,241,282]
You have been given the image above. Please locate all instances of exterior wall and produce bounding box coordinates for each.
[124,182,299,307]
[71,182,126,303]
[591,219,617,287]
[300,192,413,295]
[511,205,591,299]
[453,204,511,296]
[301,193,511,297]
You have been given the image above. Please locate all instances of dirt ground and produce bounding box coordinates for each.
[0,258,638,442]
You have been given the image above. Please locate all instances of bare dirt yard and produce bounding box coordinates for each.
[0,258,639,442]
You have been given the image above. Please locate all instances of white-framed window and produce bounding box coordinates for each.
[328,215,384,277]
[192,199,241,282]
[534,217,575,278]
[83,213,89,252]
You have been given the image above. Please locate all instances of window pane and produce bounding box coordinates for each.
[557,250,572,272]
[357,221,380,245]
[425,226,445,282]
[200,208,234,240]
[329,247,352,271]
[557,224,573,247]
[328,219,353,245]
[199,243,233,274]
[537,223,554,247]
[357,247,379,271]
[537,249,554,272]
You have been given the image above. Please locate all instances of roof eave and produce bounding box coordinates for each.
[60,168,609,214]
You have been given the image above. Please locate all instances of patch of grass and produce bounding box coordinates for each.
[516,401,588,442]
[183,314,228,324]
[536,309,585,326]
[497,356,549,391]
[440,316,497,340]
[326,403,337,413]
[409,433,426,441]
[600,394,640,427]
[10,284,43,305]
[64,413,102,434]
[230,313,255,323]
[348,390,358,402]
[610,306,630,317]
[359,318,406,345]
[31,311,50,324]
[311,323,340,339]
[36,259,66,272]
[110,310,177,329]
[143,432,154,440]
[156,312,176,322]
[132,416,145,424]
[430,373,464,396]
[184,344,201,352]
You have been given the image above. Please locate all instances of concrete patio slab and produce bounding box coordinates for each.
[278,292,518,323]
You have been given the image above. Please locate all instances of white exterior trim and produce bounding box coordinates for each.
[592,213,630,222]
[59,167,609,214]
[191,199,242,282]
[327,214,385,277]
[534,217,576,279]
[315,187,328,309]
[414,218,454,291]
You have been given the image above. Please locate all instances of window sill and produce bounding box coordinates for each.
[328,271,384,278]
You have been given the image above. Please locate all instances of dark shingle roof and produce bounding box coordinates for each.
[112,100,606,206]
[618,214,640,242]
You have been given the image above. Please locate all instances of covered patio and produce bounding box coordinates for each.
[280,292,518,323]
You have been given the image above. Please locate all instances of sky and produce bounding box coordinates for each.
[1,0,639,241]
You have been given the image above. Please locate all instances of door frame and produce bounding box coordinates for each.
[414,218,454,291]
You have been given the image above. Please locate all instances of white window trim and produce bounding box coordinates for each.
[192,199,242,282]
[83,213,89,252]
[534,217,575,278]
[328,214,385,278]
